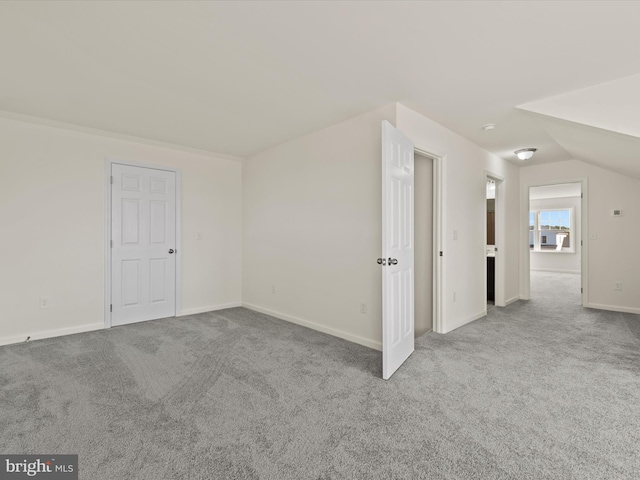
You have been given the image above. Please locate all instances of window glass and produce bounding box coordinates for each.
[529,208,573,252]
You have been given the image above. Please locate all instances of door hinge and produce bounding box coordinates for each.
[581,240,583,246]
[110,176,114,184]
[439,251,443,257]
[110,304,113,312]
[110,239,113,248]
[581,193,583,199]
[581,288,583,293]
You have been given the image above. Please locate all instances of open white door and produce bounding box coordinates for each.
[111,163,177,326]
[381,121,415,380]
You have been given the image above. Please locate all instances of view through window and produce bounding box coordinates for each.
[529,208,573,252]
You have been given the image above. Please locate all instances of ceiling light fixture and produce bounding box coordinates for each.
[515,148,537,161]
[483,123,496,131]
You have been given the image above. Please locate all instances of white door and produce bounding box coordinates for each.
[111,164,177,326]
[381,121,415,380]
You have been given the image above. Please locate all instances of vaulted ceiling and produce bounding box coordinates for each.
[1,1,639,176]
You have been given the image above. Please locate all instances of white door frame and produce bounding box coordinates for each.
[521,178,588,304]
[415,148,445,334]
[104,158,182,328]
[485,171,506,307]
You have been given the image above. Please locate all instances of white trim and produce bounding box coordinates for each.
[243,302,382,351]
[442,310,486,334]
[531,268,581,274]
[104,158,183,328]
[179,303,242,316]
[104,160,112,328]
[581,179,589,307]
[0,323,104,347]
[504,295,521,306]
[0,109,243,162]
[586,303,640,315]
[435,155,446,334]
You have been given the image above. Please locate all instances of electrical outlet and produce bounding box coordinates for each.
[272,285,276,294]
[360,303,367,314]
[40,297,49,309]
[614,282,622,291]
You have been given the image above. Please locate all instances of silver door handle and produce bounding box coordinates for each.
[168,249,175,254]
[389,258,398,265]
[377,258,387,265]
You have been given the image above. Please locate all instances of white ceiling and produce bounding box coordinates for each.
[1,1,640,174]
[529,183,582,201]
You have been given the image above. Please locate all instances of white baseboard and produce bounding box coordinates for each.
[0,322,104,347]
[443,310,486,334]
[531,268,581,274]
[585,303,640,315]
[505,295,521,306]
[179,302,242,316]
[0,303,243,348]
[242,302,382,351]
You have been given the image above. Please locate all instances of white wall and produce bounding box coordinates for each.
[243,105,396,349]
[396,104,521,331]
[243,103,521,349]
[530,195,581,273]
[521,159,640,314]
[0,117,242,345]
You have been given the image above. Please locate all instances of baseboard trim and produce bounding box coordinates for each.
[0,322,104,347]
[505,295,521,306]
[585,303,640,315]
[531,268,581,274]
[242,302,382,351]
[443,310,486,334]
[180,302,242,316]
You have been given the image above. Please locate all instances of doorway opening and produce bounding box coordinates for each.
[380,120,445,380]
[486,178,496,305]
[528,182,584,305]
[485,173,504,307]
[415,151,434,336]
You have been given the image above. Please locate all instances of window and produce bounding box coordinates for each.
[529,208,574,253]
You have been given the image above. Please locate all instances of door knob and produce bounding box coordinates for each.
[168,249,175,254]
[389,258,398,265]
[377,258,387,265]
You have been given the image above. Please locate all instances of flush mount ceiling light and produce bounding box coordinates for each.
[515,148,537,161]
[483,123,496,131]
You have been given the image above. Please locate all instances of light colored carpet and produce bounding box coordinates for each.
[1,272,639,479]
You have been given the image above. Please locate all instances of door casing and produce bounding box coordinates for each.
[104,158,182,328]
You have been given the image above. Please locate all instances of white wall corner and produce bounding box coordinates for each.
[442,310,487,334]
[180,303,243,316]
[242,302,382,351]
[504,295,521,306]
